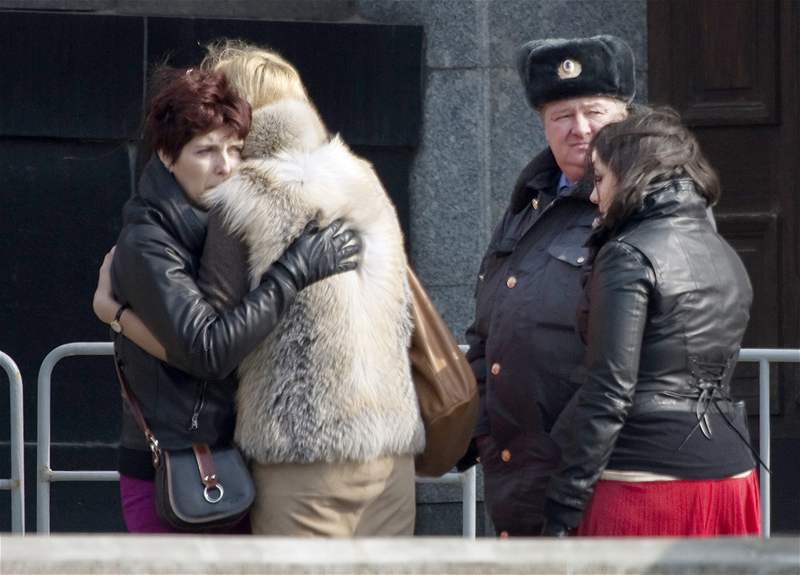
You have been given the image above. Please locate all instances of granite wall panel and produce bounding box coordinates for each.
[0,12,143,139]
[0,141,131,445]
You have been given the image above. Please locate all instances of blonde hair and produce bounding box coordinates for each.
[201,40,309,109]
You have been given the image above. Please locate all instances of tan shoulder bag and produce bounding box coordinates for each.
[408,265,479,477]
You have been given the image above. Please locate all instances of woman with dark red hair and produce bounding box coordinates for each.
[93,67,359,533]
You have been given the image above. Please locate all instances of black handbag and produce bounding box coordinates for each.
[154,444,255,531]
[114,355,254,532]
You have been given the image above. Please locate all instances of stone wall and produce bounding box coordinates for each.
[355,0,647,339]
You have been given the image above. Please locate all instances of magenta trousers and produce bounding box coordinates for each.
[119,474,250,534]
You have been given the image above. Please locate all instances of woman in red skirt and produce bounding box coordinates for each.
[542,107,761,537]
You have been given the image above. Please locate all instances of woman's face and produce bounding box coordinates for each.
[590,151,618,216]
[159,127,244,205]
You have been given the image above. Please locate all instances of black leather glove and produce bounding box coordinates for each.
[455,437,480,472]
[541,499,581,537]
[265,218,361,292]
[540,518,572,538]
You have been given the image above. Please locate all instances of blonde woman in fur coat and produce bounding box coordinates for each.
[95,42,424,536]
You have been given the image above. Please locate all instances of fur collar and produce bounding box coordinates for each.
[243,99,328,160]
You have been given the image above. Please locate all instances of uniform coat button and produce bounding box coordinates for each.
[506,276,518,289]
[490,363,501,375]
[501,449,511,463]
[576,256,585,264]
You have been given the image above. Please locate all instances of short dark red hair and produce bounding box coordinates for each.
[144,67,251,162]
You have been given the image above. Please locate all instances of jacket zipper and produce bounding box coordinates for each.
[189,380,208,431]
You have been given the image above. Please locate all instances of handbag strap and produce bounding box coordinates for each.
[113,352,225,487]
[113,352,162,467]
[193,443,224,503]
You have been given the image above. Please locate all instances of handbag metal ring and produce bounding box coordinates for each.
[203,483,224,504]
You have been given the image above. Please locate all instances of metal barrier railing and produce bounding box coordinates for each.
[736,348,800,538]
[36,342,479,537]
[38,342,796,538]
[416,466,477,538]
[0,351,25,534]
[36,342,118,534]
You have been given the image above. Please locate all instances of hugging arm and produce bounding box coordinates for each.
[97,219,360,380]
[93,247,167,362]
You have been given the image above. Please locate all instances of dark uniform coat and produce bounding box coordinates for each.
[463,147,596,535]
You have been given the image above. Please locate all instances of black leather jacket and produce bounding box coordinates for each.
[545,179,754,527]
[112,158,294,451]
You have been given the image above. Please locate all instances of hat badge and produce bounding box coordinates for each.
[557,58,582,80]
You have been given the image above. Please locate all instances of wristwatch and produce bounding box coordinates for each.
[110,303,130,334]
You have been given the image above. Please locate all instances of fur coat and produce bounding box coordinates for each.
[204,99,425,464]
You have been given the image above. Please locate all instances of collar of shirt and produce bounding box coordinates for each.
[557,172,574,197]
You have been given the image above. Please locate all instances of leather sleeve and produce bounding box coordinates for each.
[112,222,293,381]
[545,240,655,525]
[196,209,250,312]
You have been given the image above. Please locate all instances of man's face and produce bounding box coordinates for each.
[540,96,627,182]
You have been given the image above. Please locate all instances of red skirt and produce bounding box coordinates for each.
[576,470,761,537]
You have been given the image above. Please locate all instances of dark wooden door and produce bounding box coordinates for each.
[649,0,800,533]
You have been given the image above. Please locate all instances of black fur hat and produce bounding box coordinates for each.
[516,35,635,109]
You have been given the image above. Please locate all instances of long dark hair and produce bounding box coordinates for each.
[589,106,720,232]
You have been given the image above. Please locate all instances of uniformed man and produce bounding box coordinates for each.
[460,35,636,536]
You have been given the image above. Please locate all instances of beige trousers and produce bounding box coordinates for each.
[250,454,415,537]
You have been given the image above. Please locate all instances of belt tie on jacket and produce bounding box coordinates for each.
[665,354,769,472]
[664,356,733,441]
